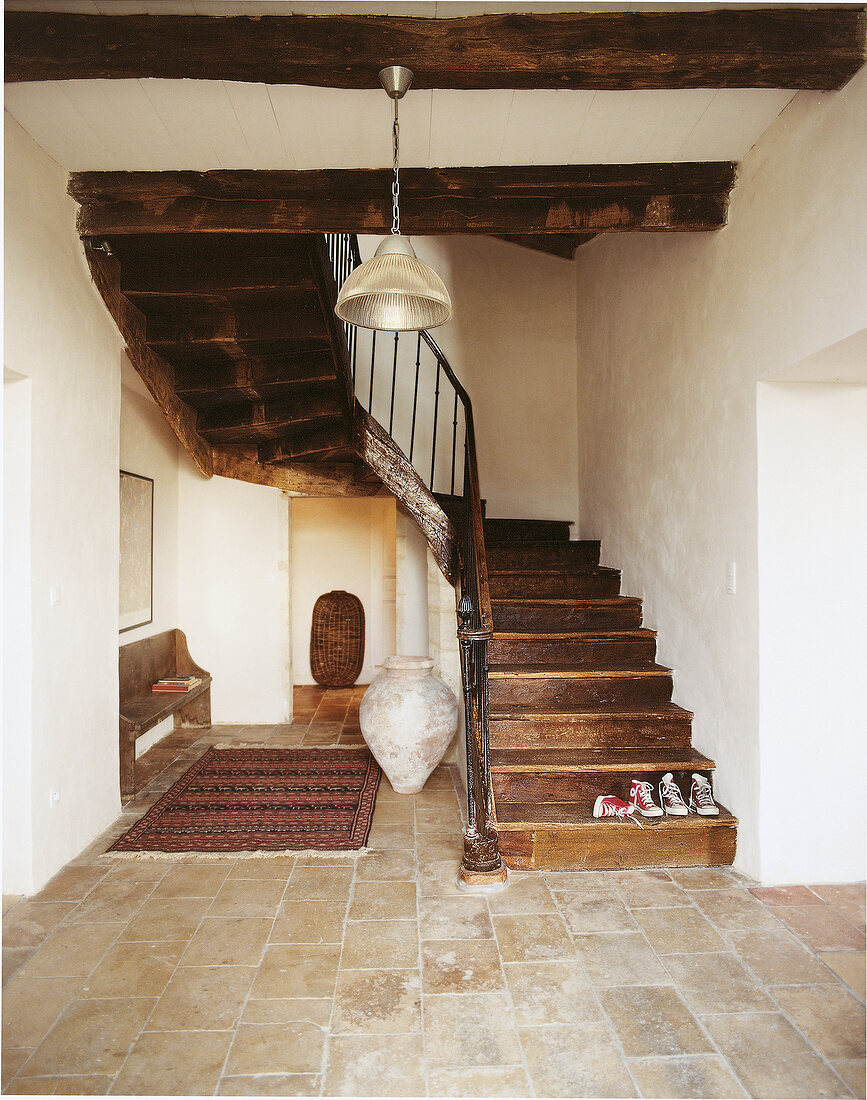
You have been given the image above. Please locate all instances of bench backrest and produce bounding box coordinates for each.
[119,629,196,704]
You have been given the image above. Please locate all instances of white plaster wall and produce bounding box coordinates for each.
[119,355,182,754]
[573,70,867,880]
[291,497,397,685]
[177,460,291,724]
[757,383,867,883]
[3,373,34,890]
[396,505,430,657]
[358,234,579,524]
[3,115,124,893]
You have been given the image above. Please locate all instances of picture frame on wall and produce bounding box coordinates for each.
[119,470,153,633]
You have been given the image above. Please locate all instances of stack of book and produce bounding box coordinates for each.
[152,675,202,693]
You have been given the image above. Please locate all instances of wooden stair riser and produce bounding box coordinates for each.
[498,818,737,871]
[488,633,657,666]
[491,601,643,632]
[489,671,673,708]
[489,713,694,751]
[484,519,572,543]
[486,541,600,570]
[492,765,713,805]
[488,570,621,599]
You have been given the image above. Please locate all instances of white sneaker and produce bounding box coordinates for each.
[689,772,720,816]
[658,772,689,816]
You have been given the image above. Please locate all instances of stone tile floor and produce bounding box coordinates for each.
[2,686,865,1097]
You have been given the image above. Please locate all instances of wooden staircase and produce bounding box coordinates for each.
[71,196,737,873]
[484,518,738,870]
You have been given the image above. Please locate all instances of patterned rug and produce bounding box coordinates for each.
[109,747,381,853]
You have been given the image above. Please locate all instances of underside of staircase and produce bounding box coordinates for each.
[484,518,738,871]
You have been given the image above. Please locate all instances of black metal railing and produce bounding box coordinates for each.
[326,232,504,883]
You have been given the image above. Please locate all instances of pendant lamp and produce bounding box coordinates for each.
[335,66,452,332]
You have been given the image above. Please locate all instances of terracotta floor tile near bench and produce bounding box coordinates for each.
[2,687,865,1097]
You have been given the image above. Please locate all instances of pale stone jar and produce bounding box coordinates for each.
[359,656,459,794]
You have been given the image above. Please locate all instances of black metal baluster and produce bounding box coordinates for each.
[450,389,459,497]
[430,359,441,491]
[389,331,399,435]
[409,333,421,464]
[368,330,377,412]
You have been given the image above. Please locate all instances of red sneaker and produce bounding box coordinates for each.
[593,795,643,827]
[690,773,720,816]
[629,779,664,818]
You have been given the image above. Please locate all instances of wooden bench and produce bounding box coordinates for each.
[119,629,211,798]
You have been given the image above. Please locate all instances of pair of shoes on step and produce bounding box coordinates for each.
[592,773,719,824]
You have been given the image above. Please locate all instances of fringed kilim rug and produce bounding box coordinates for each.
[109,747,381,854]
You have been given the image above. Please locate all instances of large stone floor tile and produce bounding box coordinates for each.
[703,1011,851,1098]
[492,913,574,962]
[181,916,272,966]
[690,888,784,932]
[251,943,341,1000]
[151,863,232,899]
[819,951,866,1000]
[427,1066,533,1097]
[662,951,775,1013]
[241,997,332,1027]
[323,1033,425,1095]
[572,931,671,987]
[145,964,256,1032]
[599,985,713,1057]
[422,938,505,994]
[348,880,417,920]
[418,895,493,940]
[503,959,601,1026]
[21,997,156,1078]
[2,975,83,1049]
[632,907,726,954]
[330,968,421,1034]
[423,993,521,1069]
[627,1053,748,1098]
[486,873,555,914]
[773,983,866,1060]
[341,919,419,969]
[119,898,211,943]
[282,866,354,903]
[3,902,77,948]
[520,1021,637,1097]
[17,923,123,978]
[727,928,838,986]
[110,1029,232,1095]
[217,1074,320,1095]
[31,866,110,903]
[833,1059,866,1099]
[81,939,186,998]
[771,903,866,953]
[558,890,638,934]
[270,899,346,945]
[224,1022,325,1076]
[810,884,866,928]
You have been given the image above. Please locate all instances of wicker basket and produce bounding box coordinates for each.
[310,590,365,687]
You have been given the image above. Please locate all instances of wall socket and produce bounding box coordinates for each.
[726,561,737,595]
[48,788,61,808]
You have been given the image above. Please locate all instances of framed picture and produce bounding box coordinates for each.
[119,470,153,633]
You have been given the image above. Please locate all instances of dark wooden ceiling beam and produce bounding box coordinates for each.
[495,234,598,259]
[7,10,865,90]
[72,165,736,237]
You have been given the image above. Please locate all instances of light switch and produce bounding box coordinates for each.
[726,562,737,595]
[49,585,61,606]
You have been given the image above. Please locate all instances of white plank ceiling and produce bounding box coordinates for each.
[4,1,798,171]
[6,79,796,172]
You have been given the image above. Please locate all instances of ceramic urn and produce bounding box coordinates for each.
[359,656,459,794]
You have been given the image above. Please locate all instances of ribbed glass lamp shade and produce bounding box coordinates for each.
[334,235,452,331]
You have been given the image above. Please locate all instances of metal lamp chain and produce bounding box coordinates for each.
[391,96,400,235]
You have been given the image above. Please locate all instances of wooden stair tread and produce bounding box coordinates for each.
[489,566,619,576]
[494,801,736,830]
[488,662,671,679]
[493,630,657,641]
[490,701,694,720]
[491,747,714,772]
[491,596,641,606]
